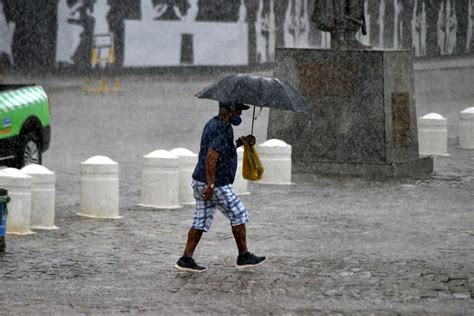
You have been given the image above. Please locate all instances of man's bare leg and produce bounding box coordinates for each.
[183,228,204,257]
[232,224,248,255]
[232,223,266,269]
[175,228,207,272]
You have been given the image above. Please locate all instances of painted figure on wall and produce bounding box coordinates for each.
[437,2,447,55]
[467,0,473,52]
[238,0,247,23]
[263,0,276,61]
[311,0,369,49]
[56,0,85,65]
[356,0,370,47]
[446,0,458,55]
[420,1,427,56]
[295,0,310,47]
[284,0,293,46]
[393,0,403,49]
[256,0,276,62]
[0,0,15,65]
[377,0,385,48]
[412,0,421,56]
[92,0,111,34]
[256,0,267,62]
[152,0,190,20]
[411,0,427,57]
[71,1,95,67]
[175,0,199,22]
[90,0,115,67]
[284,0,310,48]
[436,0,459,55]
[141,0,167,21]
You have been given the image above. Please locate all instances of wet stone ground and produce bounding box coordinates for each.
[1,144,473,314]
[0,76,473,314]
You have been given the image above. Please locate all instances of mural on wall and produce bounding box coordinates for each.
[174,0,199,21]
[436,0,458,55]
[284,0,311,48]
[56,0,96,67]
[256,0,276,63]
[56,0,85,65]
[48,0,474,67]
[356,0,371,47]
[377,0,385,48]
[393,0,403,49]
[56,0,116,67]
[467,0,473,52]
[92,1,111,35]
[0,0,15,65]
[123,0,248,66]
[412,0,427,56]
[1,0,474,69]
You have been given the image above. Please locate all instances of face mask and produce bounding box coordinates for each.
[231,115,242,126]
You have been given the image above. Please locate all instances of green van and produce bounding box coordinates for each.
[0,85,51,168]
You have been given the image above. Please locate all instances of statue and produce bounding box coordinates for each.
[311,0,370,49]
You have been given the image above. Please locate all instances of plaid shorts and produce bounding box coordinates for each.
[190,180,249,232]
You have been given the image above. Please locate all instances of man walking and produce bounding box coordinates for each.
[175,101,266,272]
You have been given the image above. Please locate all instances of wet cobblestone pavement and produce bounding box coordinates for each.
[1,144,473,314]
[0,75,473,314]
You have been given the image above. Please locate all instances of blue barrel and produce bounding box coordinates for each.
[0,188,9,252]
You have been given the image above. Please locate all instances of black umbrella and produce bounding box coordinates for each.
[195,74,310,134]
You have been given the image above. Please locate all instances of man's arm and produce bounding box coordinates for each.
[202,148,219,200]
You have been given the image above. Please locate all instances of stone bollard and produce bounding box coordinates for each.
[79,156,120,219]
[21,164,57,230]
[170,148,198,205]
[234,147,249,195]
[257,139,293,184]
[140,150,181,209]
[459,107,474,149]
[418,113,449,156]
[0,168,33,235]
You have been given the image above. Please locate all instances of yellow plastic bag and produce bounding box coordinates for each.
[241,139,264,181]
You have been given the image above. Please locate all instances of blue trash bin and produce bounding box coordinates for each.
[0,188,10,252]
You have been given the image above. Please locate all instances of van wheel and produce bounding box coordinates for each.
[14,132,42,168]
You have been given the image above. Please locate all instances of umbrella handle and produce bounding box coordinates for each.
[251,105,256,136]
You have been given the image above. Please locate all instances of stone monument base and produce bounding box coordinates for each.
[294,156,433,178]
[269,48,433,178]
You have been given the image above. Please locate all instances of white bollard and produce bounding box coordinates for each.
[257,139,293,184]
[79,156,120,219]
[21,164,57,230]
[0,168,33,235]
[140,150,181,209]
[234,147,249,195]
[418,113,449,156]
[170,148,198,205]
[459,107,474,149]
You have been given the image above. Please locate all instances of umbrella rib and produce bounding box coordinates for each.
[228,76,245,104]
[275,79,310,112]
[273,79,293,111]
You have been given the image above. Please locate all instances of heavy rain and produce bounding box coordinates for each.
[0,0,473,314]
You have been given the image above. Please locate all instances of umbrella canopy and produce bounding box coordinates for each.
[195,74,310,113]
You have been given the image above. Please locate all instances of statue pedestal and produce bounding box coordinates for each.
[268,48,433,178]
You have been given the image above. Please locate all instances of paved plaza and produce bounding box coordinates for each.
[0,73,473,314]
